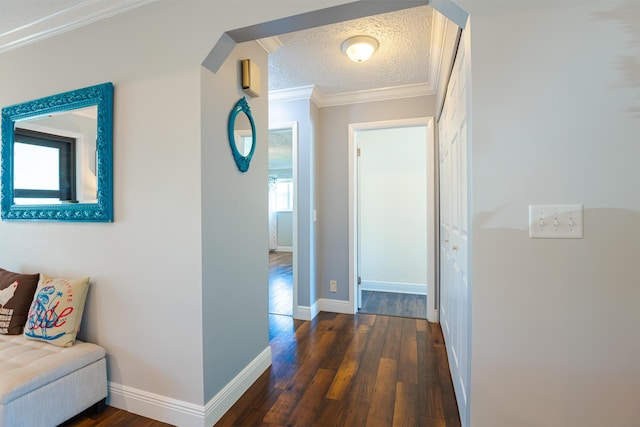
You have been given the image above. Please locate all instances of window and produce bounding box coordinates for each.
[275,178,293,211]
[13,129,76,204]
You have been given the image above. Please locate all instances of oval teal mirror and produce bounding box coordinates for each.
[228,97,256,172]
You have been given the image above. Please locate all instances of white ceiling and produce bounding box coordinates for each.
[267,5,434,96]
[0,2,441,101]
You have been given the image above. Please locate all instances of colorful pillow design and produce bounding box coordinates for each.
[0,268,40,335]
[24,274,90,347]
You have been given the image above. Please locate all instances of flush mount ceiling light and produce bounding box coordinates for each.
[341,35,379,63]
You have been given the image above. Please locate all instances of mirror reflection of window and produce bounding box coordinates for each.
[234,130,253,157]
[14,143,59,190]
[242,135,253,156]
[13,129,76,205]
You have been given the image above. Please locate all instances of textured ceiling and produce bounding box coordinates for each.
[268,5,433,95]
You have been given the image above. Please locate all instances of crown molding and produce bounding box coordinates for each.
[269,85,318,103]
[319,83,434,107]
[0,0,158,54]
[269,82,433,108]
[428,8,448,99]
[256,36,283,54]
[269,83,434,107]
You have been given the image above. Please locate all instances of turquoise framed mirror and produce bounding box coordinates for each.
[1,82,114,221]
[228,97,256,173]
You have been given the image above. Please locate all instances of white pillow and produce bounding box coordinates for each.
[24,274,90,347]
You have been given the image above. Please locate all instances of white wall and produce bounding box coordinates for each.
[358,126,428,294]
[449,0,640,425]
[0,12,205,414]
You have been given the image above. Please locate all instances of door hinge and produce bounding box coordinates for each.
[357,276,362,285]
[357,148,361,157]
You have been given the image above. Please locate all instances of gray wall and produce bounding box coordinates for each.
[452,0,640,425]
[317,95,437,301]
[269,98,317,307]
[201,40,269,402]
[276,211,294,247]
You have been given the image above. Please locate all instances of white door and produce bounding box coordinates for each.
[438,28,471,426]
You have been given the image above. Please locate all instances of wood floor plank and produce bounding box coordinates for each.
[365,357,399,426]
[263,328,338,424]
[382,316,403,359]
[392,381,419,427]
[288,367,335,426]
[398,318,419,384]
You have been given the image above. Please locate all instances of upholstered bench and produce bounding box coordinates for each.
[0,334,107,427]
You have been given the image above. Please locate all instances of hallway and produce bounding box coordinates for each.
[215,312,461,426]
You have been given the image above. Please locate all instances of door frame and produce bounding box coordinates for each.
[348,116,438,322]
[269,121,299,318]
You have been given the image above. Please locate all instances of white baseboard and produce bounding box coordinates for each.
[108,346,272,427]
[361,280,427,295]
[318,298,355,315]
[297,299,356,319]
[204,346,272,426]
[108,382,205,427]
[295,301,319,321]
[276,246,293,252]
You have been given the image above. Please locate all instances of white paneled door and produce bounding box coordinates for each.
[438,28,471,426]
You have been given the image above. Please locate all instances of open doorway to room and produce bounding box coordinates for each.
[268,123,298,317]
[351,119,435,320]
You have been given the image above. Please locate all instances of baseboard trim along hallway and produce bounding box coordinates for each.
[107,346,272,427]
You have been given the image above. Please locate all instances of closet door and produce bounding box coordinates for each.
[438,28,470,427]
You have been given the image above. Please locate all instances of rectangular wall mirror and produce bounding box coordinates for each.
[1,82,113,221]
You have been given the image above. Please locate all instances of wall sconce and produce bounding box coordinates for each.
[241,59,260,97]
[341,35,379,63]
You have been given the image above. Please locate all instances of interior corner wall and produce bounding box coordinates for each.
[453,1,640,425]
[269,99,316,308]
[317,95,437,302]
[0,1,206,412]
[201,40,270,402]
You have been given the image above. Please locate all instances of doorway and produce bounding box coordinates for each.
[349,117,437,322]
[268,123,298,317]
[356,124,428,319]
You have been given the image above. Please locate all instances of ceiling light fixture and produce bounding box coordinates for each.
[341,35,379,63]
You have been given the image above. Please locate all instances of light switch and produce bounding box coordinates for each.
[529,204,583,239]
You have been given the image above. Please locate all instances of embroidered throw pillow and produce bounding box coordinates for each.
[0,268,40,335]
[24,274,90,347]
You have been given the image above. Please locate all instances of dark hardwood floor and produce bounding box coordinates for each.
[359,290,427,319]
[64,254,459,427]
[64,312,460,427]
[217,312,460,426]
[60,404,173,426]
[269,251,293,316]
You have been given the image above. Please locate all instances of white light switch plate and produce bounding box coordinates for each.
[529,204,583,238]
